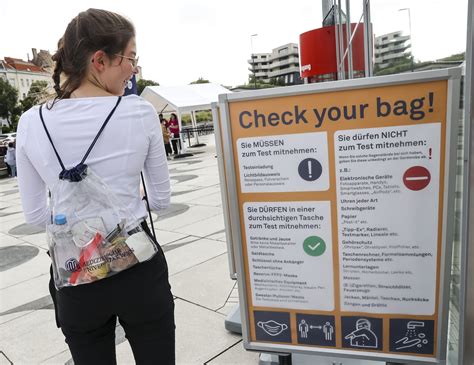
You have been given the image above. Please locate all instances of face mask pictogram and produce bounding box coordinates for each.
[257,320,288,336]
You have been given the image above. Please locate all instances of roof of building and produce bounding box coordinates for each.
[3,57,45,73]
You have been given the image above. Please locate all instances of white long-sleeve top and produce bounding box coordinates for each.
[16,95,170,227]
[5,147,16,166]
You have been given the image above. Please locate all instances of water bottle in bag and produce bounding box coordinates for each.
[51,214,81,285]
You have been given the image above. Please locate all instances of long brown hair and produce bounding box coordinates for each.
[51,9,135,101]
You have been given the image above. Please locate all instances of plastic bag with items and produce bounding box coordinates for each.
[47,166,158,289]
[39,97,159,289]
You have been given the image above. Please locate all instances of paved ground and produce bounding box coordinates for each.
[0,134,260,364]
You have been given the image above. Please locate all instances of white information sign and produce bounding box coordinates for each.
[237,132,329,193]
[244,201,334,310]
[335,123,441,315]
[218,70,460,362]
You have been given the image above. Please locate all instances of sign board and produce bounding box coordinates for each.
[216,69,461,363]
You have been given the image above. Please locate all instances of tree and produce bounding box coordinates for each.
[21,80,49,112]
[269,77,285,87]
[439,52,465,62]
[0,78,19,126]
[137,79,159,95]
[190,77,209,84]
[374,54,413,76]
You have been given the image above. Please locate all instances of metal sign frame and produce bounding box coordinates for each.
[460,0,474,364]
[212,102,237,278]
[217,68,461,363]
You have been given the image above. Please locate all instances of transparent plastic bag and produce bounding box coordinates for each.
[47,168,158,289]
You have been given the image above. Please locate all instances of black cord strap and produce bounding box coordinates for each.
[39,97,122,173]
[80,97,122,164]
[141,172,157,242]
[39,96,155,239]
[39,105,66,171]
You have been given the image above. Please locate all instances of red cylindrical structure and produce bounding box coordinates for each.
[299,24,366,81]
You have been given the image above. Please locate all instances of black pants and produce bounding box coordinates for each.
[164,143,172,156]
[49,223,175,365]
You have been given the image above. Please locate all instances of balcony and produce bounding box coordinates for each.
[375,43,410,56]
[374,34,410,46]
[375,51,411,63]
[269,56,300,69]
[268,65,300,78]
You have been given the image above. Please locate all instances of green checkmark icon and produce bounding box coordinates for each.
[303,236,326,256]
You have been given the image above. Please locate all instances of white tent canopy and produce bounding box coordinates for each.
[141,83,231,150]
[141,83,231,114]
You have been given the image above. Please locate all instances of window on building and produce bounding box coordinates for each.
[23,93,26,98]
[278,47,288,54]
[21,79,24,87]
[9,78,15,85]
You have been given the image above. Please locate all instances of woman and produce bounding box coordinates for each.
[16,9,174,364]
[161,118,172,158]
[168,113,181,155]
[4,142,15,177]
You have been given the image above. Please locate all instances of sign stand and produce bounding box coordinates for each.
[215,68,461,364]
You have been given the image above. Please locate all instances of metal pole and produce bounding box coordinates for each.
[345,0,353,79]
[192,110,200,145]
[461,0,474,363]
[334,0,342,80]
[341,12,365,66]
[337,0,345,80]
[362,0,373,77]
[177,110,183,153]
[251,34,258,89]
[322,0,332,19]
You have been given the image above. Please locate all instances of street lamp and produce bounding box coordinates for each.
[398,7,414,72]
[250,34,258,89]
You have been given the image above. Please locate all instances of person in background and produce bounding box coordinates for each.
[168,113,180,155]
[159,113,168,126]
[3,148,12,177]
[161,118,172,158]
[5,142,16,177]
[15,8,174,364]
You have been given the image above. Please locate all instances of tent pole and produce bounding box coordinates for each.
[177,110,184,153]
[192,110,200,145]
[159,103,169,113]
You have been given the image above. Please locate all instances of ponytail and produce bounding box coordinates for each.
[52,47,64,98]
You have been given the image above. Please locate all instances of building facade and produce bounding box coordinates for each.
[374,31,411,69]
[248,43,303,86]
[0,49,53,100]
[1,48,144,101]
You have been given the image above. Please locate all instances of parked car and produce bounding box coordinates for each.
[1,133,16,146]
[0,145,8,177]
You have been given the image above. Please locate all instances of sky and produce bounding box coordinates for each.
[0,0,469,87]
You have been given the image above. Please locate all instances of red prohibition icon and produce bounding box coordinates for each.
[403,166,431,191]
